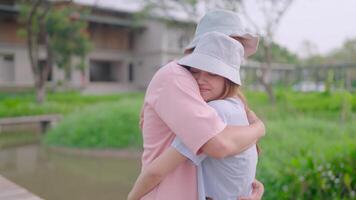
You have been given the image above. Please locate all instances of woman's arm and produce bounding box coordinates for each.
[127,147,187,200]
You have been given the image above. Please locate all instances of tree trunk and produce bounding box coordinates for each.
[36,81,46,104]
[26,0,51,104]
[80,70,86,88]
[65,66,72,84]
[36,5,52,104]
[258,42,276,104]
[258,65,276,104]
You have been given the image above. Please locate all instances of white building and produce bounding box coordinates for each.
[0,0,195,92]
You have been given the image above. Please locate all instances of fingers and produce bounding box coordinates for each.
[239,179,264,200]
[246,110,258,124]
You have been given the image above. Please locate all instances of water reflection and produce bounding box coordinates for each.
[0,144,141,200]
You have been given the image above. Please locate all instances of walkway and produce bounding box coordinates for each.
[0,175,43,200]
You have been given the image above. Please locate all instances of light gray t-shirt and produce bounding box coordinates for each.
[172,98,258,200]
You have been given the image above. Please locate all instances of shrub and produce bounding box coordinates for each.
[44,99,143,149]
[276,145,356,200]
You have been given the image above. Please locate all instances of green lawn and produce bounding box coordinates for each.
[0,90,355,199]
[0,91,144,118]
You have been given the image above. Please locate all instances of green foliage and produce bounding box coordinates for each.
[330,38,356,63]
[274,90,356,114]
[251,38,300,64]
[17,1,92,83]
[279,147,355,199]
[44,99,143,149]
[2,90,355,199]
[46,7,92,73]
[243,90,356,199]
[0,91,144,117]
[257,115,356,199]
[303,37,356,64]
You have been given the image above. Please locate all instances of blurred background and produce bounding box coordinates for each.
[0,0,355,199]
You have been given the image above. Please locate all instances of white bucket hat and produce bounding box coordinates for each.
[178,31,244,85]
[185,9,259,57]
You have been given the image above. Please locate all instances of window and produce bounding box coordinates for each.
[129,63,134,82]
[3,55,13,62]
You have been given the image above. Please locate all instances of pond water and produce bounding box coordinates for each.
[0,144,141,200]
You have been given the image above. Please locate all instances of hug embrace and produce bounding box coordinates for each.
[128,9,266,200]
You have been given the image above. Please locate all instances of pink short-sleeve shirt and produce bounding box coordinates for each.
[140,61,226,200]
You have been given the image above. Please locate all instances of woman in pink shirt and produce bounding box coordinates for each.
[129,10,265,200]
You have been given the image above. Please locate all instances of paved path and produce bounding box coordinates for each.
[0,175,43,200]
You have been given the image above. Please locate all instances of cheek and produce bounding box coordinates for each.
[211,77,225,94]
[192,74,199,81]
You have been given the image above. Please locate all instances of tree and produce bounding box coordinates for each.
[330,38,356,63]
[251,38,299,64]
[239,0,294,103]
[299,40,319,59]
[47,7,92,84]
[303,38,356,64]
[18,0,91,104]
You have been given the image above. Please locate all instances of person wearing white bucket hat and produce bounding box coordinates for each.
[179,31,245,86]
[185,9,259,57]
[129,9,265,200]
[129,32,260,200]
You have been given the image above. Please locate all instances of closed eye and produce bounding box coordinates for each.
[208,72,218,77]
[189,68,199,73]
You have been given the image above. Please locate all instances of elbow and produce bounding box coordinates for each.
[144,167,165,182]
[212,141,230,159]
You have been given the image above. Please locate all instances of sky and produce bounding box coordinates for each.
[76,0,356,57]
[244,0,356,57]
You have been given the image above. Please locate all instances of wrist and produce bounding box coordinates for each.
[250,117,260,124]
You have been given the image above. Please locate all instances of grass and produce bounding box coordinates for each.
[242,90,356,199]
[0,91,144,118]
[43,99,143,149]
[1,89,355,198]
[1,90,354,149]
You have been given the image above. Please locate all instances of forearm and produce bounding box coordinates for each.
[128,148,187,200]
[127,170,162,200]
[202,119,264,158]
[222,119,264,156]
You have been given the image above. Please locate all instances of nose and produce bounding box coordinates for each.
[195,71,208,83]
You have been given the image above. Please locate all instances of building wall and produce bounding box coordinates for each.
[131,20,165,88]
[0,20,25,44]
[88,24,132,50]
[132,19,195,88]
[0,54,14,83]
[164,23,194,53]
[0,9,195,90]
[0,43,34,86]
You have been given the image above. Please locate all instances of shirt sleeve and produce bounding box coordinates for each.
[172,137,207,166]
[153,68,226,154]
[207,100,229,123]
